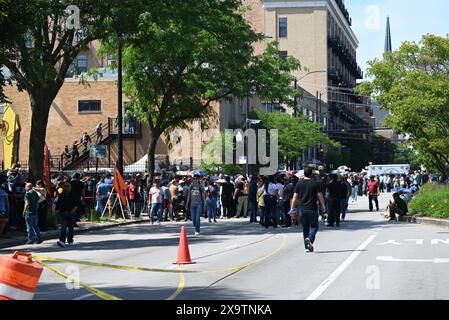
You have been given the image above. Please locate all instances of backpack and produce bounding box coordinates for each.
[190,185,203,204]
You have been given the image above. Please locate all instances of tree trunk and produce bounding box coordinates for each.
[28,92,52,183]
[147,130,160,186]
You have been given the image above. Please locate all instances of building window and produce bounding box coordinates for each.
[279,17,288,38]
[78,100,101,113]
[107,53,116,67]
[279,51,288,59]
[77,54,88,73]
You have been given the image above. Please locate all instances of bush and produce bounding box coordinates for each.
[409,184,449,219]
[87,209,101,222]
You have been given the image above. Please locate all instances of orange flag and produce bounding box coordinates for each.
[113,168,127,205]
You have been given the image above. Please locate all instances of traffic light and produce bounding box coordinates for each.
[319,146,325,154]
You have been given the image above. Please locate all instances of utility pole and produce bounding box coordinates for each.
[294,78,298,117]
[117,40,124,174]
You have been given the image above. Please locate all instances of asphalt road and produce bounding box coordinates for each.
[2,193,449,300]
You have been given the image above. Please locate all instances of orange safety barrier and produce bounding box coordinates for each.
[0,252,43,300]
[175,226,192,265]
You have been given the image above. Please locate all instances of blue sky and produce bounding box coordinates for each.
[346,0,449,78]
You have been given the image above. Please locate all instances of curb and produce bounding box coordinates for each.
[0,217,151,250]
[400,215,449,229]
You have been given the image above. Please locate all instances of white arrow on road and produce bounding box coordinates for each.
[377,256,449,264]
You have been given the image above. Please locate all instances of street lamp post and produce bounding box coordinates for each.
[117,40,123,174]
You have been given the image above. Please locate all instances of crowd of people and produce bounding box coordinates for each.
[0,162,446,251]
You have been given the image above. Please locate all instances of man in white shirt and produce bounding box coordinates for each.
[149,178,163,225]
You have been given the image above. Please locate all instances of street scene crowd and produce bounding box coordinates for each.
[0,162,445,251]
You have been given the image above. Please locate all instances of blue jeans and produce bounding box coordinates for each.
[249,200,258,222]
[206,198,217,221]
[25,215,42,243]
[351,186,358,201]
[190,203,203,233]
[341,198,349,219]
[59,212,76,244]
[97,197,107,215]
[300,209,319,247]
[263,195,278,228]
[150,203,163,223]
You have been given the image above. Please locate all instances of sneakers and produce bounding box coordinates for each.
[305,238,314,253]
[158,222,162,226]
[57,240,66,248]
[194,232,200,236]
[26,241,34,245]
[214,220,217,223]
[36,240,44,244]
[67,242,74,247]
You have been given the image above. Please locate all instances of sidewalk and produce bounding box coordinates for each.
[399,215,449,229]
[0,215,151,249]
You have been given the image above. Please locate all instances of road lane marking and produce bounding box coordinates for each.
[377,256,449,264]
[306,233,378,301]
[74,293,95,300]
[34,258,122,300]
[165,265,185,301]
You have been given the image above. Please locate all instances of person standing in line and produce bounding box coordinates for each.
[263,176,278,229]
[161,181,172,221]
[70,140,80,162]
[23,183,43,245]
[290,167,327,253]
[70,173,85,227]
[55,183,78,248]
[257,177,266,226]
[248,176,259,223]
[96,176,111,216]
[367,175,380,212]
[205,178,218,223]
[81,132,92,154]
[34,180,49,232]
[95,123,103,144]
[149,178,163,225]
[275,176,285,226]
[234,176,248,218]
[221,176,234,219]
[351,175,359,202]
[128,176,141,219]
[358,174,364,197]
[282,176,296,228]
[340,175,351,222]
[186,175,206,235]
[326,174,342,227]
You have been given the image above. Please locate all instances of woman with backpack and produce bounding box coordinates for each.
[204,178,218,223]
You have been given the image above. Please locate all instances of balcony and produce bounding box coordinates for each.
[328,68,342,82]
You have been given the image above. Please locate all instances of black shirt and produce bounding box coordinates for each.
[327,180,342,201]
[56,192,77,213]
[221,182,234,199]
[294,179,322,210]
[70,180,84,200]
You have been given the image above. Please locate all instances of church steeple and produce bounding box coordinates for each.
[384,16,392,53]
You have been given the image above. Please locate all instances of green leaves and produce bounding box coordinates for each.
[253,109,338,161]
[357,34,449,177]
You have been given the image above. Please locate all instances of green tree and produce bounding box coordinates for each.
[357,34,449,178]
[253,109,339,168]
[0,0,141,181]
[121,0,301,181]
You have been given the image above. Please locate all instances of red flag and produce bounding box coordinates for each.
[44,143,52,196]
[113,167,127,205]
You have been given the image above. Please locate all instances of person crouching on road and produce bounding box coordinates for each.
[23,183,43,245]
[186,175,206,235]
[387,193,408,222]
[55,183,78,248]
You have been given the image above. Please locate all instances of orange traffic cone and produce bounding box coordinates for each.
[0,252,43,300]
[175,226,193,265]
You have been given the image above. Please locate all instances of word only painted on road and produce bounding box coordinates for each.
[377,239,449,246]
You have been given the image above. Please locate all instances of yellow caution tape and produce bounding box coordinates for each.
[34,257,122,300]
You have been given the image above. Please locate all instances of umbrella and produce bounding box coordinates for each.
[279,171,294,177]
[192,169,206,176]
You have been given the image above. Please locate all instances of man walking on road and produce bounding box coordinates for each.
[290,167,327,253]
[23,183,43,245]
[367,176,380,212]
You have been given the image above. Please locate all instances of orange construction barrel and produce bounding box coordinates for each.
[0,251,43,300]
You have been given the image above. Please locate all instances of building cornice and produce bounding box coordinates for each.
[263,0,359,48]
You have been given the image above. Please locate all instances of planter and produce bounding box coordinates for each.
[0,217,8,236]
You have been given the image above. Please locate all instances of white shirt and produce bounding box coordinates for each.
[276,183,284,200]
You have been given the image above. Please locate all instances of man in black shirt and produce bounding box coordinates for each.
[70,173,85,226]
[290,167,327,253]
[221,176,235,219]
[388,193,408,221]
[326,174,343,227]
[55,183,78,248]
